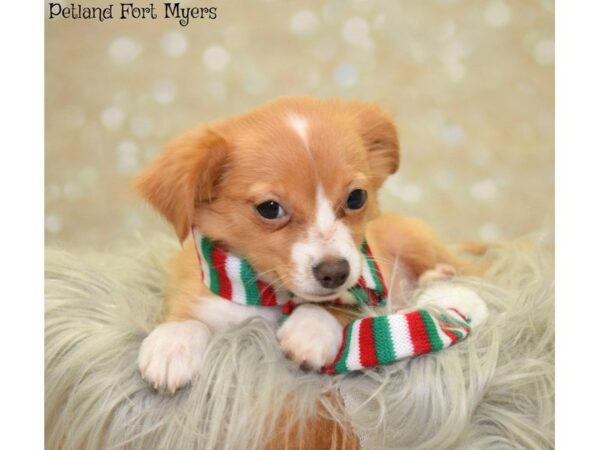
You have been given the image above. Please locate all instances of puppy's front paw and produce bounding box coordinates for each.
[276,304,343,370]
[138,320,211,393]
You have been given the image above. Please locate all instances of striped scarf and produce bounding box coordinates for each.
[322,307,470,374]
[192,227,471,375]
[193,227,387,308]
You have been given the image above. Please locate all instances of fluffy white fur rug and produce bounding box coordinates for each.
[45,235,554,449]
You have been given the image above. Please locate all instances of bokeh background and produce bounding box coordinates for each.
[45,0,554,247]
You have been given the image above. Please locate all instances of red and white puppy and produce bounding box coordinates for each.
[136,97,469,393]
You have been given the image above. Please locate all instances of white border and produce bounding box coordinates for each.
[0,2,44,449]
[1,1,594,448]
[556,0,600,447]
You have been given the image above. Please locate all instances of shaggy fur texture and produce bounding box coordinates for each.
[45,235,554,450]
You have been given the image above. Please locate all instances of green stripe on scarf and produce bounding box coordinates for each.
[420,310,445,352]
[240,259,260,305]
[439,313,470,340]
[349,286,369,305]
[440,313,471,329]
[200,237,219,293]
[371,316,396,364]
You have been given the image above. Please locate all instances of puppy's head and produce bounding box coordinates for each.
[136,97,399,301]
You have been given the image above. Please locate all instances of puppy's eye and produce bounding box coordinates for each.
[346,189,368,210]
[255,200,286,220]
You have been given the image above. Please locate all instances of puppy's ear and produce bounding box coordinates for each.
[134,126,229,242]
[353,104,400,189]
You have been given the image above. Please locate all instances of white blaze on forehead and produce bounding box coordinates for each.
[289,184,363,297]
[287,113,310,151]
[315,185,336,237]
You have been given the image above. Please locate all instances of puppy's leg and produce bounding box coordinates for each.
[139,241,280,392]
[138,241,208,392]
[277,304,344,370]
[418,263,457,285]
[140,297,282,393]
[367,213,474,283]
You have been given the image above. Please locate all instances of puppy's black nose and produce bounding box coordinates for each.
[312,258,350,289]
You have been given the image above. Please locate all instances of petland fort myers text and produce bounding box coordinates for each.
[48,3,218,27]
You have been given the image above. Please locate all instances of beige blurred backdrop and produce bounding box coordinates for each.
[45,0,554,247]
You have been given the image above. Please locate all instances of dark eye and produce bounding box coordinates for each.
[346,189,367,210]
[255,200,286,220]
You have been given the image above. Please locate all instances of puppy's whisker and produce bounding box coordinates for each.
[250,267,286,284]
[253,268,280,278]
[363,255,396,266]
[271,276,295,292]
[248,267,294,293]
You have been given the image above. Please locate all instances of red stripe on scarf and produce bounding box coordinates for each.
[444,310,471,336]
[406,311,431,355]
[358,318,378,367]
[211,246,232,300]
[357,275,366,287]
[441,326,459,344]
[367,289,379,307]
[281,301,296,316]
[257,280,277,306]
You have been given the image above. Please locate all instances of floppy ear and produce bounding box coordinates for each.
[352,103,400,189]
[134,126,229,242]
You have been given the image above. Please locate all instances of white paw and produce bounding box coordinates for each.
[138,320,212,393]
[276,304,343,370]
[416,284,489,328]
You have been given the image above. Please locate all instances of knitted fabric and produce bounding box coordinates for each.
[193,227,387,308]
[322,308,470,374]
[192,227,472,375]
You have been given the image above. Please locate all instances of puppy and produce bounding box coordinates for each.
[136,96,470,393]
